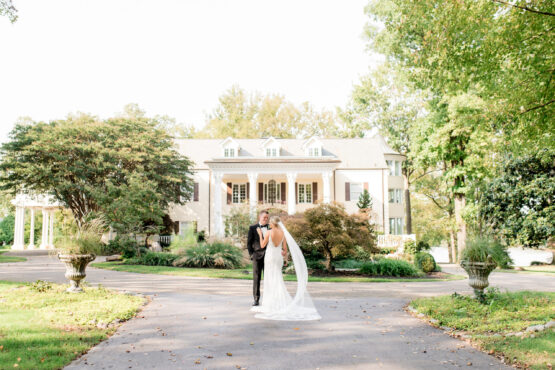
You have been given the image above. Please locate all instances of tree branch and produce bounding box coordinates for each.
[520,99,555,114]
[491,0,555,16]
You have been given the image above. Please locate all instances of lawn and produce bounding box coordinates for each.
[0,280,145,369]
[497,265,555,274]
[410,291,555,369]
[91,261,465,283]
[0,250,26,263]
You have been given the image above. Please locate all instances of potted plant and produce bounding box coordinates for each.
[55,218,105,293]
[460,238,511,301]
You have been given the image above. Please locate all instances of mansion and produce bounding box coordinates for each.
[169,135,408,238]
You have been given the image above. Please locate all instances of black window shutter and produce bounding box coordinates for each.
[258,182,264,202]
[193,182,199,201]
[281,182,286,204]
[295,182,298,204]
[345,182,351,201]
[312,182,318,203]
[226,182,232,204]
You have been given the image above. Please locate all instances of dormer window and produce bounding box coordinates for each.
[302,136,323,157]
[261,137,281,157]
[224,148,235,158]
[308,147,320,156]
[220,137,240,158]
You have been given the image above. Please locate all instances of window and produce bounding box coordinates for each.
[389,218,403,235]
[263,180,281,204]
[308,147,320,156]
[386,160,402,176]
[350,183,363,201]
[266,147,278,157]
[232,183,246,203]
[298,183,312,203]
[388,189,403,203]
[224,148,235,158]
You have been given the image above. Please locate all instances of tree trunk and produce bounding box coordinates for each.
[449,228,456,263]
[324,246,334,271]
[454,194,466,262]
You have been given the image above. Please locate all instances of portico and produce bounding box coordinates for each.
[207,160,339,237]
[10,193,62,250]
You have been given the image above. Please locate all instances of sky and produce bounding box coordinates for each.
[0,0,382,142]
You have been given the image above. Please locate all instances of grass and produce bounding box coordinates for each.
[497,265,555,274]
[0,280,145,369]
[0,250,26,263]
[91,261,465,283]
[410,291,555,369]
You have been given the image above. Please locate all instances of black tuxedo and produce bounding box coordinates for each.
[247,223,270,302]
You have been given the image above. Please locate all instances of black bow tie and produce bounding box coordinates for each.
[259,224,269,229]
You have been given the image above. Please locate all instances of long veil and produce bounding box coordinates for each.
[273,221,321,320]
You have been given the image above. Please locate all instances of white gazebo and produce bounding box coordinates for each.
[11,193,63,250]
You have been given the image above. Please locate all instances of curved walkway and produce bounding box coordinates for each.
[2,254,554,369]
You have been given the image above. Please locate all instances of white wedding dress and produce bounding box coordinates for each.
[251,222,321,321]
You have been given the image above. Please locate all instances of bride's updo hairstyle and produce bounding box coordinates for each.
[270,216,281,227]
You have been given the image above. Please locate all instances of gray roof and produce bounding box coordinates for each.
[173,135,399,170]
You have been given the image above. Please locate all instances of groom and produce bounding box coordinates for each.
[247,210,269,306]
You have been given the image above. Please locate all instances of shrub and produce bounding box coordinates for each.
[461,237,513,268]
[359,259,420,277]
[414,252,436,273]
[334,259,364,269]
[354,245,373,260]
[169,228,198,253]
[172,241,243,269]
[126,251,178,266]
[306,260,326,271]
[107,237,147,258]
[404,240,430,255]
[378,247,397,255]
[284,203,378,271]
[0,214,15,245]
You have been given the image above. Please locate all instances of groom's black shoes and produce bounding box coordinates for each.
[253,300,260,306]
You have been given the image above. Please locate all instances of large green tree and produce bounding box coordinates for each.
[342,63,425,233]
[480,150,554,248]
[198,85,341,138]
[363,0,554,257]
[365,0,554,151]
[0,111,194,232]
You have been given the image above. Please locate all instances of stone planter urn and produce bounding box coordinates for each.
[58,254,96,293]
[460,257,497,301]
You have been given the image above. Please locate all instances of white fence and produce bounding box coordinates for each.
[377,234,416,249]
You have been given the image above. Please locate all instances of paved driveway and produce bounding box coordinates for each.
[1,253,553,369]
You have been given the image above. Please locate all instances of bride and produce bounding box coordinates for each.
[250,215,321,321]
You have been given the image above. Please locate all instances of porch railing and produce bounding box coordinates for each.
[377,234,416,249]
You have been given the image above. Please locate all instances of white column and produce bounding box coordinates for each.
[12,206,25,250]
[27,209,36,249]
[322,171,332,204]
[48,210,55,249]
[247,172,258,219]
[212,172,224,238]
[286,172,297,215]
[39,209,49,249]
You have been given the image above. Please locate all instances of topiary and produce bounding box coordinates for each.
[414,252,436,273]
